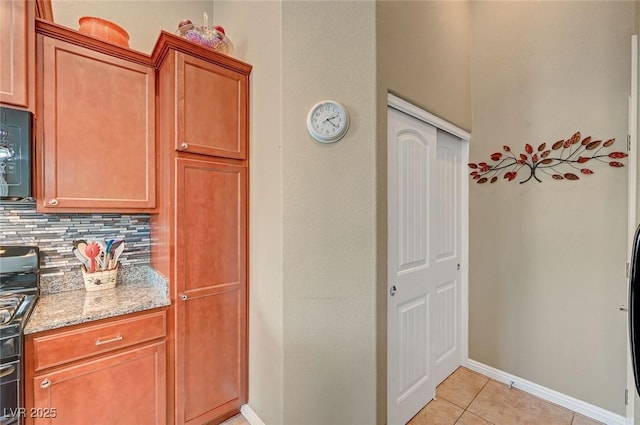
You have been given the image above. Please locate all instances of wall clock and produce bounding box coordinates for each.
[306,100,350,143]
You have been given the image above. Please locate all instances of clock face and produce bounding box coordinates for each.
[307,101,350,143]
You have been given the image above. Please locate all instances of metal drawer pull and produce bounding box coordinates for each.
[95,334,123,346]
[180,294,188,301]
[0,365,15,378]
[40,378,51,389]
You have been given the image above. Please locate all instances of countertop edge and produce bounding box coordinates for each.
[23,266,171,335]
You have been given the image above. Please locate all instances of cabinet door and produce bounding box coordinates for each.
[175,52,248,159]
[37,36,155,212]
[32,342,166,425]
[0,0,34,109]
[175,158,247,425]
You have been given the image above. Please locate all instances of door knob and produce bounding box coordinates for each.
[390,285,397,296]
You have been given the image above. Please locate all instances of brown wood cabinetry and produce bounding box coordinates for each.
[24,310,167,425]
[173,52,248,159]
[151,33,251,425]
[0,0,35,109]
[35,20,156,213]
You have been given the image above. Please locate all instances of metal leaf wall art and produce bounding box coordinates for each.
[468,132,627,184]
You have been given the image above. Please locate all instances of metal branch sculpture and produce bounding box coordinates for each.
[468,132,627,184]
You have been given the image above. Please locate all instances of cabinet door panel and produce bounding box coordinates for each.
[38,36,155,211]
[0,0,33,108]
[32,342,166,425]
[176,53,247,159]
[175,158,247,424]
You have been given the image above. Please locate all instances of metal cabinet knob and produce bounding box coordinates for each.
[180,294,188,301]
[40,378,51,389]
[620,305,629,312]
[48,199,58,206]
[390,285,397,296]
[181,142,189,150]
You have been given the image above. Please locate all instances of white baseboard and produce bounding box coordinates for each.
[466,359,626,425]
[241,404,266,425]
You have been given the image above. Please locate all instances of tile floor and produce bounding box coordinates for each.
[220,367,605,425]
[408,367,604,425]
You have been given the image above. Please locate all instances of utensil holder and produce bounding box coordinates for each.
[82,266,118,291]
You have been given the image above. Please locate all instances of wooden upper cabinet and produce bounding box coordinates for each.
[173,51,248,159]
[0,0,35,109]
[36,24,156,212]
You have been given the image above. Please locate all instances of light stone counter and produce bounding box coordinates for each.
[24,266,170,335]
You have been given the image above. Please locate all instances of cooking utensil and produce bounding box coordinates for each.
[85,242,101,273]
[72,247,91,270]
[112,242,125,265]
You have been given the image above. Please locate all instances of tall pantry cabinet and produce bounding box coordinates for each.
[151,33,251,425]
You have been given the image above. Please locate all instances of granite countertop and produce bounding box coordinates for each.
[24,267,171,335]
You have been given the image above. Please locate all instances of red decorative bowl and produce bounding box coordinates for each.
[78,17,130,48]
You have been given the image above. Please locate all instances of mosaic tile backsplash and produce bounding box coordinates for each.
[0,201,151,293]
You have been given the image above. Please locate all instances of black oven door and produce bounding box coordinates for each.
[0,360,20,425]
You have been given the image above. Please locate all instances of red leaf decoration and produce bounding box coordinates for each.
[570,132,581,144]
[540,159,553,165]
[577,157,589,163]
[563,140,572,148]
[479,162,488,167]
[609,152,628,159]
[503,172,511,180]
[519,154,528,161]
[508,172,517,181]
[532,154,538,163]
[541,150,550,158]
[517,160,526,165]
[525,144,533,154]
[473,175,481,180]
[468,163,478,169]
[581,136,592,146]
[585,140,601,150]
[580,168,594,175]
[477,177,488,184]
[538,143,546,152]
[481,165,490,172]
[490,176,498,183]
[564,173,579,180]
[470,171,479,176]
[503,145,511,152]
[603,138,615,147]
[552,140,564,150]
[609,161,624,167]
[491,154,502,161]
[552,174,564,180]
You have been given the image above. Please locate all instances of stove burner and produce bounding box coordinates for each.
[0,309,11,325]
[0,295,23,326]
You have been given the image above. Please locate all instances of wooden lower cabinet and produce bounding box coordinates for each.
[25,310,167,425]
[174,158,247,425]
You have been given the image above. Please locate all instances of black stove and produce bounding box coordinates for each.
[0,246,40,425]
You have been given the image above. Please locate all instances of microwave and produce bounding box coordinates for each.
[0,107,32,200]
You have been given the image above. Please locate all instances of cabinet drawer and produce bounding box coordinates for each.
[31,311,166,371]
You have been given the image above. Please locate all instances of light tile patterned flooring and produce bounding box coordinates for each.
[220,367,604,425]
[408,367,604,425]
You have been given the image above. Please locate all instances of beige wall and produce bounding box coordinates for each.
[51,0,214,53]
[376,1,472,422]
[281,2,377,423]
[216,1,377,424]
[212,2,285,424]
[470,1,633,414]
[377,1,472,133]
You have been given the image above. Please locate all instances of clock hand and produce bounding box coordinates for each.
[323,113,338,123]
